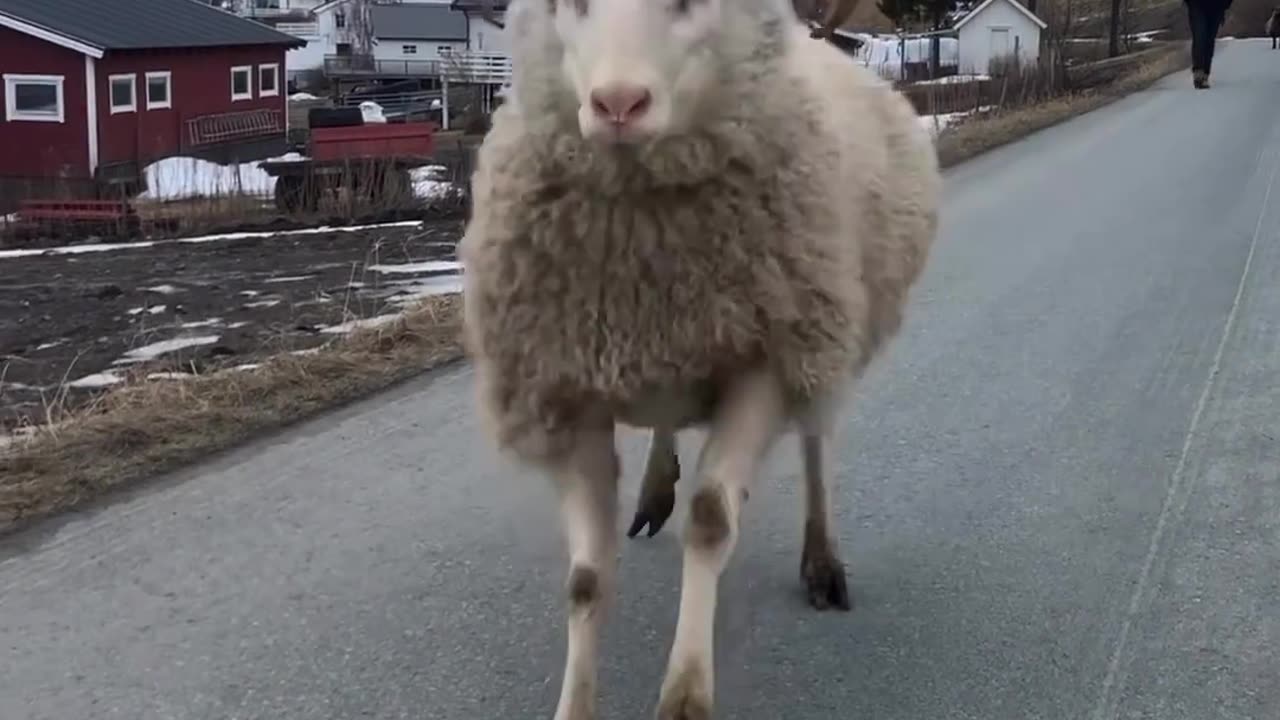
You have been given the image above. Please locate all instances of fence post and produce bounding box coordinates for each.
[442,75,450,130]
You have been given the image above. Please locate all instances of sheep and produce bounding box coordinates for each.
[457,0,940,716]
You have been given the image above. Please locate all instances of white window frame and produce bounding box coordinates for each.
[145,70,172,110]
[3,73,65,123]
[231,65,253,101]
[108,73,137,114]
[257,63,280,98]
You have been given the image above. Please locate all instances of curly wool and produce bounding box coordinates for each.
[460,5,940,464]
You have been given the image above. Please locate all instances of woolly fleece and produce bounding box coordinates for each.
[460,1,941,463]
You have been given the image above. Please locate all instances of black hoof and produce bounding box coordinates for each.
[802,559,852,611]
[801,526,852,611]
[626,487,676,538]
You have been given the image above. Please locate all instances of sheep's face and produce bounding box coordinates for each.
[550,0,724,145]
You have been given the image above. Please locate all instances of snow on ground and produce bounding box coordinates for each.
[919,105,996,137]
[132,155,455,204]
[290,92,320,101]
[114,336,222,365]
[385,275,464,306]
[126,305,167,316]
[0,220,426,260]
[368,260,462,274]
[138,156,275,201]
[914,74,991,85]
[68,371,125,389]
[319,313,404,335]
[411,165,456,201]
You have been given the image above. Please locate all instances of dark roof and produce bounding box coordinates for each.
[0,0,305,53]
[450,0,508,13]
[371,3,468,41]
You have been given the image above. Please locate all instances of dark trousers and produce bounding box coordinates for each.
[1186,2,1226,74]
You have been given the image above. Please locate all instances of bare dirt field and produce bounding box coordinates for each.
[0,219,463,431]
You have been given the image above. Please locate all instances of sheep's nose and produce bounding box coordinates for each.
[589,85,652,126]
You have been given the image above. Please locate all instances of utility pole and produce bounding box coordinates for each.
[1108,0,1121,57]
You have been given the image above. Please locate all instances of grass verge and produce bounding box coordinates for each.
[0,43,1194,534]
[0,294,463,533]
[935,42,1191,168]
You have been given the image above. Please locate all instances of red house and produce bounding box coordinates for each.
[0,0,305,198]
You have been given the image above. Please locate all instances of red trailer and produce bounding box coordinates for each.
[259,120,438,214]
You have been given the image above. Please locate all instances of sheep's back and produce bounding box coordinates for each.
[787,32,941,355]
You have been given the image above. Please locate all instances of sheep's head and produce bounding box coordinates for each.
[539,0,730,145]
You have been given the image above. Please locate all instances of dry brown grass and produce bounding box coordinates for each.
[936,41,1189,168]
[0,294,463,532]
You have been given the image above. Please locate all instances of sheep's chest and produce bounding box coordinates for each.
[499,181,804,410]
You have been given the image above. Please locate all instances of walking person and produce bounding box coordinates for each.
[1184,0,1232,88]
[1267,7,1280,49]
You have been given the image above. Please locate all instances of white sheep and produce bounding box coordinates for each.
[458,0,941,717]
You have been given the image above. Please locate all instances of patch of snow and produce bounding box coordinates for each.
[360,101,388,124]
[913,74,990,85]
[291,347,323,356]
[918,105,996,137]
[127,305,167,316]
[148,372,193,381]
[244,300,281,309]
[115,335,220,365]
[289,92,320,101]
[410,166,455,201]
[320,313,403,334]
[0,220,425,260]
[240,290,262,297]
[387,275,465,305]
[138,156,275,202]
[227,321,252,329]
[145,284,181,295]
[264,275,315,284]
[35,339,66,351]
[68,371,124,389]
[264,152,308,163]
[180,318,224,328]
[232,363,262,372]
[368,260,463,274]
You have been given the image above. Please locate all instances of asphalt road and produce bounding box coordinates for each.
[4,40,1280,720]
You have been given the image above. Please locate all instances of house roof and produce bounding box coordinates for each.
[0,0,306,59]
[952,0,1047,30]
[450,0,508,13]
[371,3,468,41]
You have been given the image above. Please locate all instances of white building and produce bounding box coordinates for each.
[953,0,1046,75]
[369,2,470,63]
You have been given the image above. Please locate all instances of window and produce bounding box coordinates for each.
[231,65,253,101]
[336,42,352,56]
[145,71,172,110]
[402,45,418,55]
[109,73,137,114]
[258,63,279,97]
[3,74,64,122]
[334,10,346,28]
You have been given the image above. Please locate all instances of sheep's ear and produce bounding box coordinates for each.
[809,0,861,39]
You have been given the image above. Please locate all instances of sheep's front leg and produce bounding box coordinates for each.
[551,424,620,720]
[799,432,852,611]
[627,428,680,538]
[655,371,787,720]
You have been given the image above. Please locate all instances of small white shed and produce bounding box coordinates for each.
[954,0,1047,75]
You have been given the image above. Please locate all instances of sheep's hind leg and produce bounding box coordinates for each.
[800,432,852,611]
[551,422,620,720]
[627,428,680,538]
[656,371,787,720]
